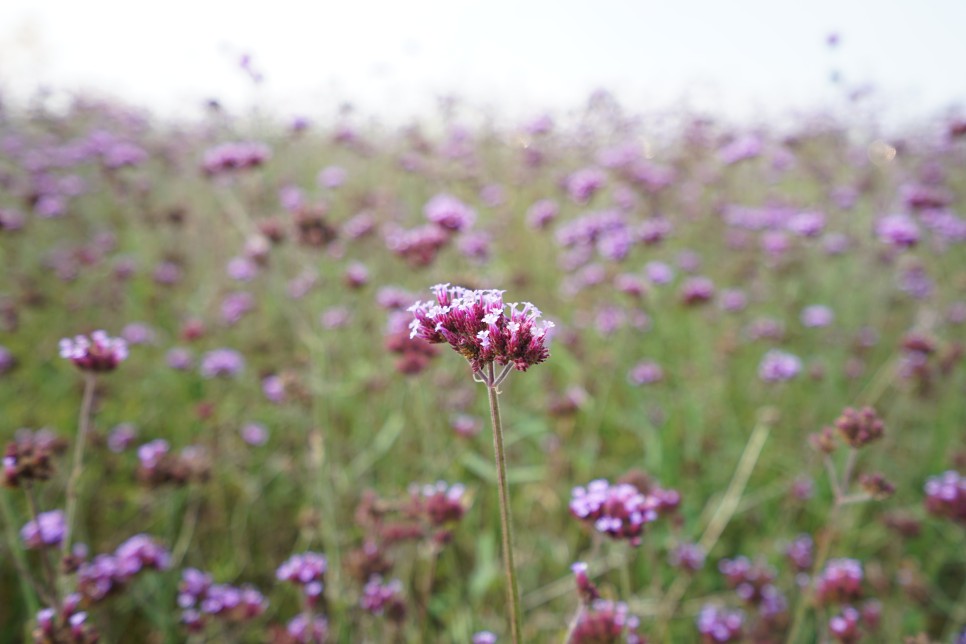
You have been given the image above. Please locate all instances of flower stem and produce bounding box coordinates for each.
[62,373,96,568]
[486,362,523,643]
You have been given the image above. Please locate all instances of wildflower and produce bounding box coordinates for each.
[834,407,883,448]
[199,349,244,378]
[758,350,801,382]
[828,606,861,643]
[859,473,895,500]
[424,193,476,232]
[571,562,600,603]
[166,347,194,371]
[240,422,269,446]
[669,542,706,572]
[360,577,405,621]
[3,429,66,487]
[815,559,863,605]
[412,481,467,526]
[107,423,137,453]
[565,167,607,204]
[680,276,715,305]
[317,165,347,189]
[696,605,744,642]
[276,552,327,604]
[21,509,66,549]
[60,330,128,372]
[408,284,553,377]
[645,261,674,285]
[628,361,663,386]
[221,292,255,325]
[719,289,747,313]
[226,256,259,282]
[526,199,558,229]
[473,632,498,644]
[201,141,270,175]
[801,305,834,328]
[77,535,170,601]
[923,471,966,523]
[0,345,14,375]
[785,534,814,572]
[569,600,642,644]
[718,556,777,604]
[876,214,919,248]
[285,614,329,643]
[569,478,676,546]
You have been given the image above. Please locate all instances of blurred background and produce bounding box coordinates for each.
[1,0,965,128]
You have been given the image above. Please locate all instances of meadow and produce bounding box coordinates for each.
[0,92,964,643]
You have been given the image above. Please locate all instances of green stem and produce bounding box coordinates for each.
[61,373,96,569]
[486,362,523,643]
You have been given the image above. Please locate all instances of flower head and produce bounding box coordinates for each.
[60,331,128,372]
[409,284,553,376]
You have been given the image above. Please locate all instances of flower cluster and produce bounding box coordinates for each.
[360,576,405,621]
[283,614,329,643]
[199,348,245,378]
[3,428,67,488]
[923,470,966,523]
[77,534,171,601]
[834,407,884,449]
[34,594,98,644]
[21,509,66,549]
[758,350,802,382]
[424,193,476,232]
[136,439,210,486]
[569,599,645,644]
[59,330,128,372]
[815,558,863,605]
[718,557,778,604]
[696,605,744,643]
[276,551,327,605]
[569,478,679,546]
[178,568,268,632]
[410,481,467,527]
[409,284,553,377]
[201,141,270,175]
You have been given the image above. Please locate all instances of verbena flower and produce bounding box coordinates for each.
[409,284,553,377]
[696,604,744,642]
[59,330,128,372]
[199,349,245,378]
[21,509,66,549]
[758,350,801,382]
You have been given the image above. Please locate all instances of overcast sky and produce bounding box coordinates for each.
[1,0,964,127]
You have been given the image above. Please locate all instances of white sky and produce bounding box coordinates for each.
[1,0,964,127]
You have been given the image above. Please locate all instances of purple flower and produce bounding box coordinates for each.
[719,289,748,313]
[828,606,861,642]
[166,347,194,371]
[569,478,678,546]
[201,141,270,175]
[758,350,801,382]
[199,349,245,378]
[815,559,863,605]
[924,471,966,523]
[680,276,715,305]
[627,361,663,385]
[262,375,286,403]
[409,284,553,377]
[60,330,128,372]
[0,345,15,375]
[122,322,155,345]
[472,631,498,644]
[317,165,347,189]
[801,305,834,328]
[226,256,259,282]
[786,211,826,237]
[565,167,607,204]
[276,551,327,603]
[221,292,255,325]
[719,134,762,164]
[876,214,920,248]
[669,542,706,572]
[240,422,269,446]
[696,605,744,642]
[424,194,476,232]
[569,600,642,644]
[645,261,674,285]
[360,576,405,617]
[286,614,329,643]
[526,199,558,229]
[21,510,66,549]
[108,423,138,453]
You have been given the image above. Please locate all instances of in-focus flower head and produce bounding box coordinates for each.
[409,284,553,377]
[60,330,128,372]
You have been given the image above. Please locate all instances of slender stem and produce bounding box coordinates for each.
[24,484,60,609]
[486,362,523,643]
[62,373,96,567]
[786,504,839,644]
[1,487,52,609]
